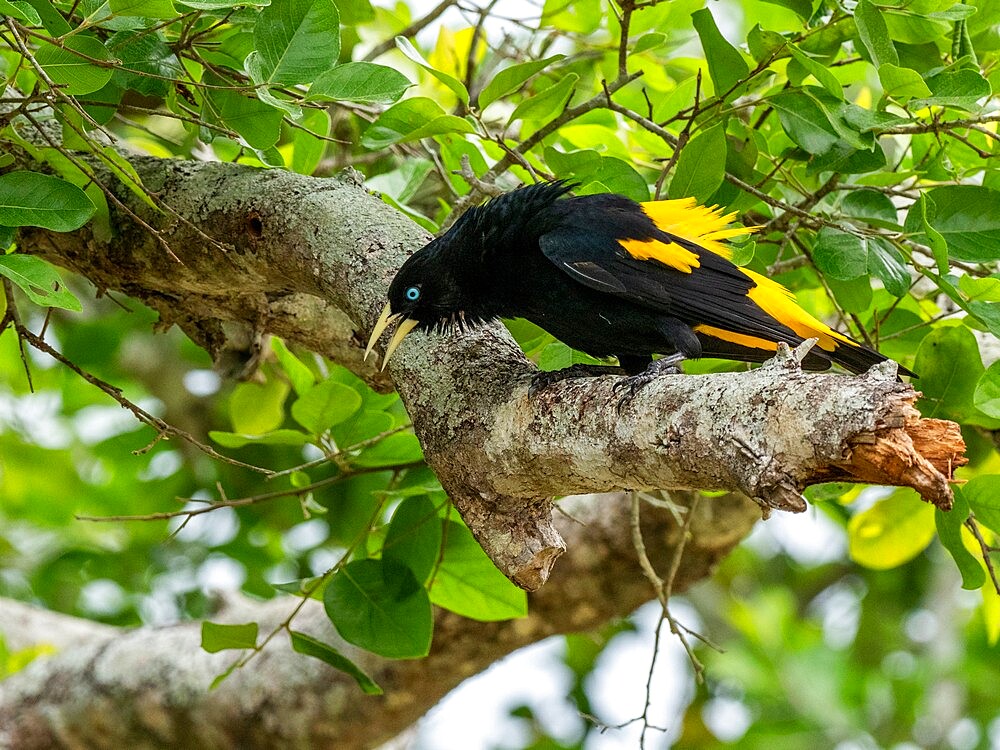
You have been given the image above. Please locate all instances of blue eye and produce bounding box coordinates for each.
[405,286,420,301]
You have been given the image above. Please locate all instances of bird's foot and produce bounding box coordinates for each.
[612,354,685,411]
[529,363,623,395]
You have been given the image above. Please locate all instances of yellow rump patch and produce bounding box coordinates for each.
[619,237,700,273]
[640,198,757,258]
[741,269,855,352]
[694,325,779,352]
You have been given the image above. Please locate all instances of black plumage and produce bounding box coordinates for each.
[365,182,912,381]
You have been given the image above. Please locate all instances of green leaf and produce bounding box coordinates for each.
[362,98,473,150]
[913,325,998,426]
[395,36,469,105]
[0,255,82,311]
[908,193,948,274]
[841,189,898,226]
[866,237,909,297]
[936,489,985,590]
[508,73,578,125]
[203,80,284,150]
[0,0,41,24]
[974,361,1000,419]
[878,63,932,100]
[544,149,647,202]
[788,44,842,99]
[208,429,309,448]
[383,496,442,584]
[249,0,340,86]
[812,228,868,280]
[21,0,71,34]
[827,275,873,314]
[536,341,606,371]
[747,24,788,63]
[331,410,394,448]
[289,631,382,695]
[0,172,96,231]
[107,29,183,98]
[291,380,362,434]
[271,337,315,396]
[430,521,527,621]
[35,35,114,96]
[691,8,749,96]
[963,475,1000,535]
[307,62,411,104]
[903,186,1000,263]
[960,275,1000,303]
[669,123,727,203]
[813,229,908,296]
[108,0,176,18]
[365,160,434,204]
[229,377,289,435]
[848,491,936,569]
[354,432,423,467]
[855,0,899,67]
[913,69,992,111]
[479,55,564,108]
[541,0,601,33]
[770,90,839,154]
[762,0,813,18]
[336,0,374,24]
[201,621,258,652]
[324,558,432,659]
[633,32,667,54]
[290,108,331,174]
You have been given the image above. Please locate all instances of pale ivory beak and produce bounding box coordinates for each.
[364,302,419,370]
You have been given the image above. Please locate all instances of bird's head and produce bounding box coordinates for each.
[363,239,471,370]
[364,181,575,370]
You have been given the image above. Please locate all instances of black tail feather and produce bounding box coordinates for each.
[696,333,915,377]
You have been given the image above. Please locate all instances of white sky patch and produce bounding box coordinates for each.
[197,553,247,593]
[808,577,865,650]
[414,637,580,749]
[746,506,847,565]
[413,600,703,749]
[0,390,72,448]
[169,501,240,547]
[183,369,221,397]
[282,518,330,555]
[78,578,129,618]
[139,450,183,481]
[72,403,143,445]
[702,695,752,743]
[583,601,697,748]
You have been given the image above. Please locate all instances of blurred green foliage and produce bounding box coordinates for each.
[1,0,1000,743]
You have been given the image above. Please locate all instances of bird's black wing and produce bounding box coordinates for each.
[537,195,899,374]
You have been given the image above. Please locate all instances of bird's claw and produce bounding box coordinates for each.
[613,355,685,412]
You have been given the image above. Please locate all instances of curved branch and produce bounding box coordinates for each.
[13,156,964,590]
[0,492,761,749]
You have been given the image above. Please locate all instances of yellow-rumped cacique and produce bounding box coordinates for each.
[365,182,914,387]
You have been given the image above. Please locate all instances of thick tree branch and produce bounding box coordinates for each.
[10,155,964,590]
[0,492,761,749]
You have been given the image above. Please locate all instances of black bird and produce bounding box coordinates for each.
[365,182,912,386]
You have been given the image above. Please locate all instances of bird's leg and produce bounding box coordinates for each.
[612,353,686,411]
[529,363,625,394]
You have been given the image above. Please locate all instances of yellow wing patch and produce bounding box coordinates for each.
[640,198,757,258]
[741,269,855,352]
[693,325,779,351]
[618,238,700,273]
